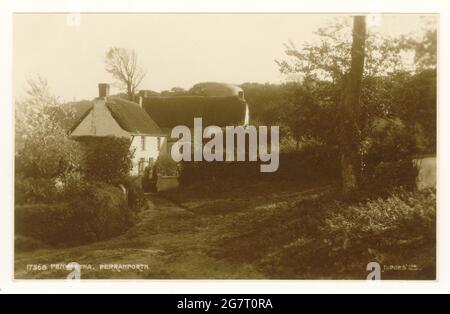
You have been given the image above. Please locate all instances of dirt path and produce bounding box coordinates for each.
[15,181,336,279]
[14,195,265,279]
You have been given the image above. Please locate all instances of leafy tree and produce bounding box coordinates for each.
[276,18,407,84]
[15,76,83,203]
[15,76,83,180]
[338,16,367,195]
[76,136,133,184]
[276,16,436,194]
[404,18,437,71]
[105,47,147,101]
[240,83,289,124]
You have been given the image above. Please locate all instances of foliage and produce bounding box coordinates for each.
[274,18,436,152]
[276,18,413,83]
[15,76,83,179]
[217,187,435,279]
[315,188,436,278]
[362,118,415,169]
[15,76,84,204]
[179,143,340,186]
[15,174,59,204]
[241,70,436,157]
[15,75,61,140]
[281,80,338,146]
[404,18,437,71]
[15,181,136,247]
[155,154,179,177]
[15,132,83,180]
[391,69,437,153]
[123,176,148,211]
[239,83,289,125]
[75,136,133,184]
[363,160,418,196]
[15,77,142,250]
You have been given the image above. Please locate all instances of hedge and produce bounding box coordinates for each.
[15,181,136,247]
[178,145,340,186]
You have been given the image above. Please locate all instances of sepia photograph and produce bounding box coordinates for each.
[13,12,437,281]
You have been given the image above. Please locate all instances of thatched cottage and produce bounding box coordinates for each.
[67,84,166,176]
[65,82,249,176]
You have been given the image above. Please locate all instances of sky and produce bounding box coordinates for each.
[13,13,436,102]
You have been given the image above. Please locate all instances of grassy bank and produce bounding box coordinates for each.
[15,179,435,280]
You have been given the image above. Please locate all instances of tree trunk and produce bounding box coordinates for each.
[127,84,134,101]
[339,16,366,196]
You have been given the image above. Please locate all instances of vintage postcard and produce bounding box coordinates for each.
[12,12,437,281]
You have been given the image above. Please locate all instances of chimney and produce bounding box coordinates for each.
[98,83,110,99]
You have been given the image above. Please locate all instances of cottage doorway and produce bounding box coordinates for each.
[141,158,157,193]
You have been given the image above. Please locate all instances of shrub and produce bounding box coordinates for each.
[178,143,340,186]
[123,176,148,211]
[155,154,179,177]
[362,117,416,172]
[319,188,436,278]
[15,181,136,247]
[362,160,419,196]
[276,144,340,181]
[75,136,133,184]
[259,188,436,279]
[360,117,420,196]
[15,174,58,204]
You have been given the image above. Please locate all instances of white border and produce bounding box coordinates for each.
[1,0,449,294]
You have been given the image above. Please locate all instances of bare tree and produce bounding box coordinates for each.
[338,16,366,196]
[104,47,147,101]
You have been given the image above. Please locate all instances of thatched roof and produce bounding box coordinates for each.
[61,97,163,136]
[106,97,163,135]
[142,96,247,130]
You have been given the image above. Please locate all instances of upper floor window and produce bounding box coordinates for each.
[141,136,146,151]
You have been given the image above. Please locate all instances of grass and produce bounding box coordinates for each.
[15,178,435,280]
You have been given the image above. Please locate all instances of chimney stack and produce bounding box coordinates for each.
[98,83,110,99]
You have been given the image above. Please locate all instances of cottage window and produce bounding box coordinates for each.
[141,136,146,151]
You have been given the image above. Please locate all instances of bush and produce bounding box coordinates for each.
[363,117,416,172]
[259,188,436,279]
[277,144,340,181]
[179,143,340,186]
[123,176,148,211]
[319,188,435,278]
[155,154,179,177]
[15,174,58,204]
[75,136,133,184]
[360,117,420,196]
[15,181,136,247]
[362,160,419,196]
[15,119,84,180]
